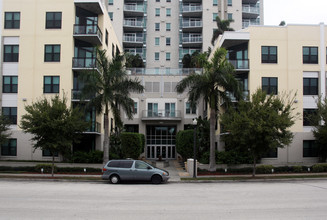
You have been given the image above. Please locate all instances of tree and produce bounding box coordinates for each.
[176,47,241,171]
[211,16,234,46]
[313,97,327,162]
[220,89,297,176]
[125,53,145,68]
[80,48,144,164]
[279,21,286,26]
[20,95,89,176]
[0,114,11,148]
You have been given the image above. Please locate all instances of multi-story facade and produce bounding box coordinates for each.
[0,0,121,160]
[213,24,327,164]
[108,0,263,68]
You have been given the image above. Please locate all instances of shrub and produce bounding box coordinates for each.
[72,150,103,163]
[216,150,252,165]
[312,164,327,172]
[57,167,101,173]
[121,132,143,159]
[35,164,57,173]
[256,165,274,174]
[292,166,303,173]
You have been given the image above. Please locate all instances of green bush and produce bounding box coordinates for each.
[176,130,194,160]
[35,164,57,173]
[312,164,327,172]
[0,166,35,172]
[57,167,101,173]
[292,166,304,173]
[256,165,274,174]
[216,150,252,164]
[72,150,103,163]
[121,132,143,159]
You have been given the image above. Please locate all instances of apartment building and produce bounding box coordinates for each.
[108,0,263,68]
[0,0,121,160]
[213,24,327,164]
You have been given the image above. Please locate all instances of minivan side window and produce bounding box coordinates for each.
[120,161,133,168]
[107,161,120,167]
[135,161,149,169]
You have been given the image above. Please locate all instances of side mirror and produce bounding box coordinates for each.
[147,166,152,170]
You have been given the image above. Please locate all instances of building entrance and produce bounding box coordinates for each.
[146,125,176,159]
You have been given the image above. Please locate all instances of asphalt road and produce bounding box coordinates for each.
[1,179,327,220]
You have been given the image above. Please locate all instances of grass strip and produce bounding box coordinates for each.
[181,175,327,181]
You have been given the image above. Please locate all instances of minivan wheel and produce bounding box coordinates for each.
[110,175,120,184]
[151,175,162,184]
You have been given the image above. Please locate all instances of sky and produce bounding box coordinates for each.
[264,0,327,25]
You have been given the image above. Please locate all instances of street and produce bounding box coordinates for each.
[0,179,327,219]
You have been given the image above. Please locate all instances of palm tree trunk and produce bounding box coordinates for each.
[103,113,110,164]
[209,107,217,172]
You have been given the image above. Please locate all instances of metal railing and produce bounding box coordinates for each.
[229,59,249,69]
[123,20,144,28]
[124,4,144,12]
[181,5,202,13]
[123,35,144,43]
[182,36,202,43]
[71,90,95,101]
[126,68,203,75]
[242,5,260,14]
[73,24,103,41]
[226,90,249,102]
[72,57,97,69]
[182,20,202,28]
[242,20,260,28]
[142,110,181,118]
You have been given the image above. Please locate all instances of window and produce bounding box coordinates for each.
[228,0,232,6]
[108,12,113,21]
[166,23,171,31]
[4,12,20,29]
[155,37,160,46]
[166,37,171,46]
[303,78,318,95]
[155,52,160,61]
[124,124,139,133]
[156,0,160,2]
[3,76,18,93]
[133,102,138,114]
[155,23,160,31]
[303,140,318,157]
[1,139,17,156]
[44,76,60,93]
[303,47,318,64]
[3,45,19,62]
[166,8,171,17]
[108,0,113,5]
[42,149,58,157]
[105,30,109,46]
[228,13,233,20]
[155,8,160,16]
[186,102,196,114]
[262,77,278,95]
[263,148,278,158]
[213,0,218,6]
[303,109,318,126]
[148,103,158,116]
[213,13,218,21]
[166,52,171,61]
[2,107,17,125]
[261,46,277,63]
[46,12,62,29]
[135,161,149,169]
[44,45,60,62]
[167,0,171,2]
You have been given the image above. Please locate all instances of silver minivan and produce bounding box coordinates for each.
[102,160,170,184]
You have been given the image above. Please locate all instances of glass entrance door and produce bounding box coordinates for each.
[146,125,176,159]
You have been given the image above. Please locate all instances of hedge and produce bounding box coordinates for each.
[176,130,194,160]
[121,132,144,159]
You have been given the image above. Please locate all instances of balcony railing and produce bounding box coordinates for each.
[124,4,144,12]
[229,59,249,69]
[126,68,202,75]
[73,24,103,41]
[242,5,260,14]
[183,36,202,43]
[226,90,249,102]
[71,90,95,101]
[181,5,202,13]
[242,20,260,28]
[142,110,182,119]
[72,57,97,69]
[182,20,202,28]
[123,35,144,43]
[123,20,144,28]
[86,122,101,133]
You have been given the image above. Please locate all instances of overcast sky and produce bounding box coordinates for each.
[264,0,327,25]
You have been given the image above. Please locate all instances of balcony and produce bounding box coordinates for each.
[242,5,260,19]
[71,90,95,102]
[86,122,101,134]
[124,4,145,16]
[181,5,202,17]
[181,20,202,31]
[229,59,249,70]
[73,24,102,45]
[126,68,202,75]
[74,0,105,15]
[123,34,144,47]
[182,35,202,47]
[123,20,145,31]
[141,110,182,121]
[72,57,99,72]
[242,19,260,29]
[224,90,249,103]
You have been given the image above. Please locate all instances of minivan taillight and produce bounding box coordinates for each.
[103,168,107,172]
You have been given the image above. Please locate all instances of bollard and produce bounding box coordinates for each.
[41,168,44,174]
[271,169,274,173]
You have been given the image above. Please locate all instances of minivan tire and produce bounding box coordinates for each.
[110,175,120,184]
[151,175,162,184]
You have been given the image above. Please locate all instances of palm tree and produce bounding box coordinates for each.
[211,16,234,46]
[81,48,144,163]
[176,47,241,171]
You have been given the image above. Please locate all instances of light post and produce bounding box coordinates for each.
[193,118,197,178]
